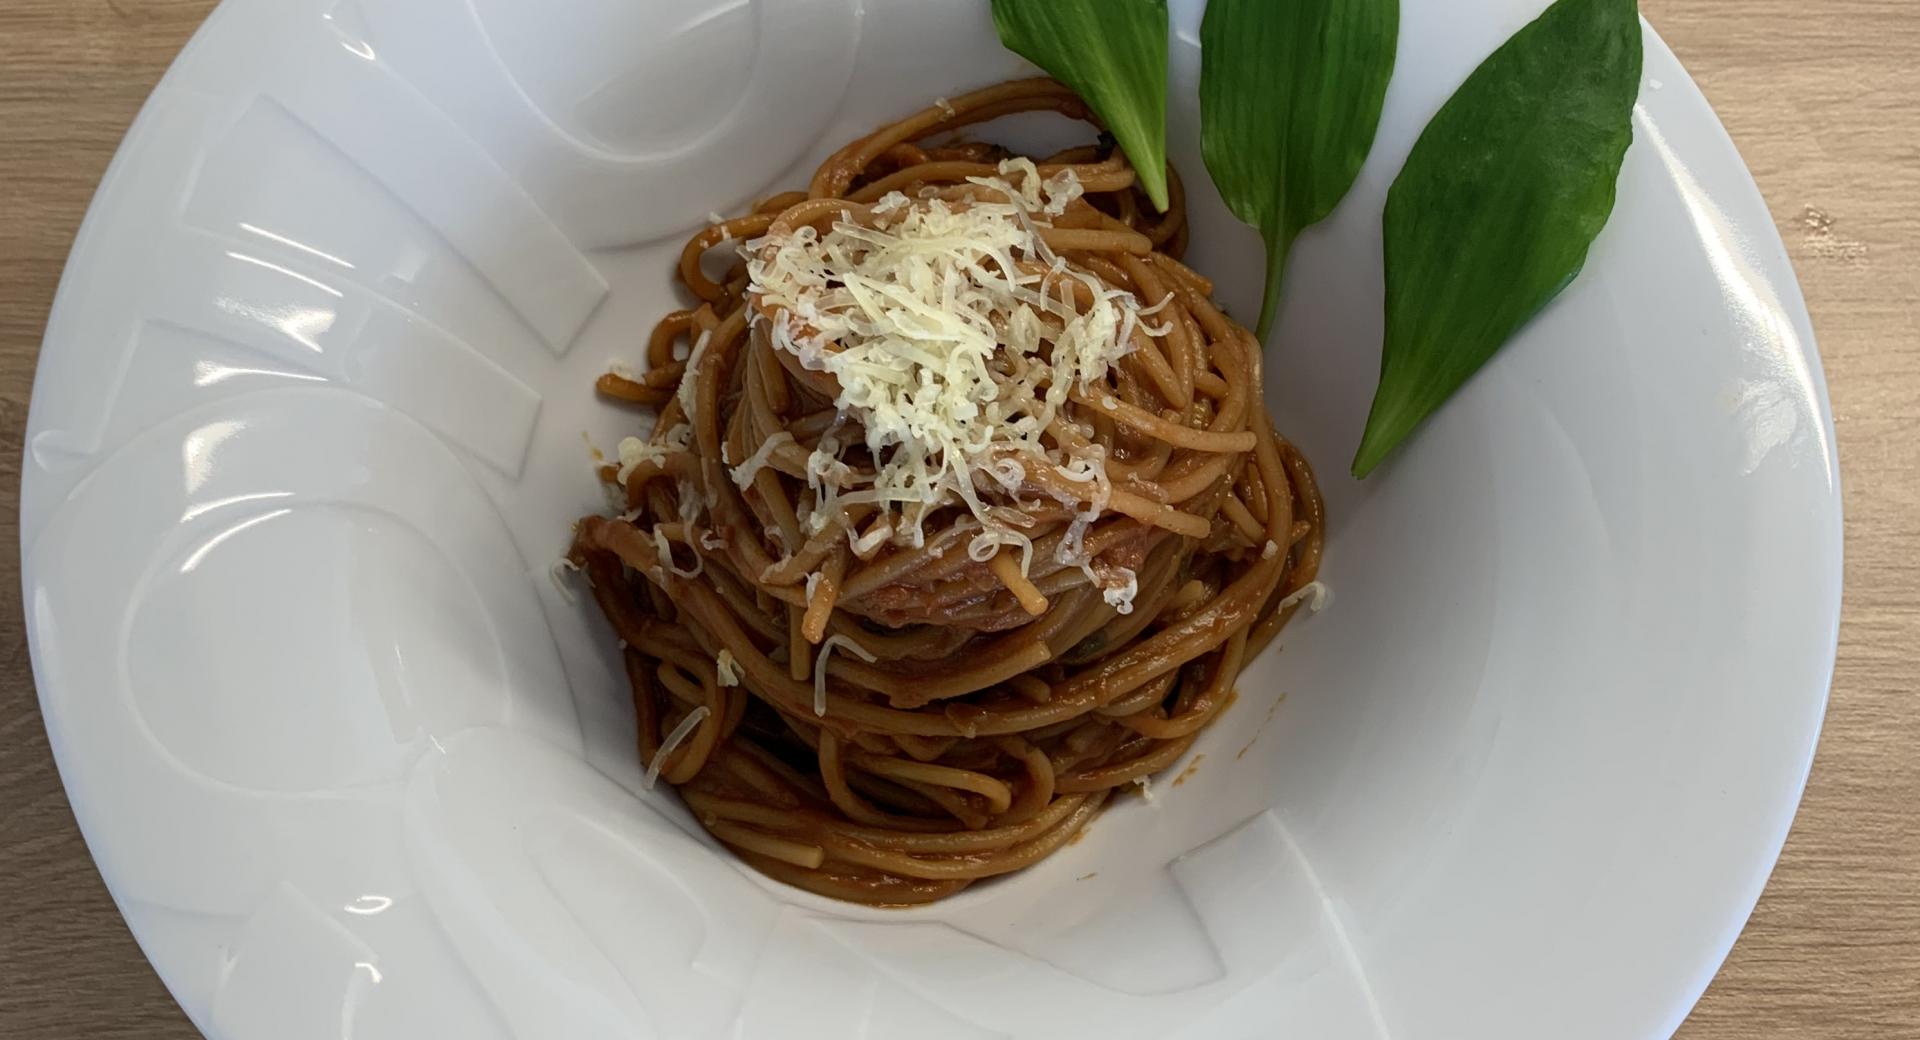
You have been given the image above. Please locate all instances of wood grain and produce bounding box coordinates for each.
[0,1,1913,1036]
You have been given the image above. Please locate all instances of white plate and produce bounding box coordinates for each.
[21,1,1840,1037]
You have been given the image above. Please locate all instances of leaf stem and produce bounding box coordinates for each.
[1142,171,1170,214]
[1255,229,1294,344]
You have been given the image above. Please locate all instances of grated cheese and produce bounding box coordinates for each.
[745,161,1145,602]
[662,423,693,452]
[1275,580,1332,614]
[615,436,662,485]
[644,705,710,791]
[715,649,741,687]
[850,521,893,558]
[811,633,878,716]
[676,477,711,527]
[1097,566,1138,615]
[618,425,696,486]
[677,330,711,421]
[729,431,796,490]
[653,527,703,579]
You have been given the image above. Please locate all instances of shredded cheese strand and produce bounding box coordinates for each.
[1275,580,1333,614]
[730,431,797,490]
[645,705,710,791]
[812,634,878,716]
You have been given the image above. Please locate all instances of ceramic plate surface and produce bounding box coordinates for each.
[22,1,1840,1037]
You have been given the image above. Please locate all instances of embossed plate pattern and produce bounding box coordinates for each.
[22,1,1840,1038]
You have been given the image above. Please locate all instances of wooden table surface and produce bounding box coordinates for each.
[2,1,1914,1036]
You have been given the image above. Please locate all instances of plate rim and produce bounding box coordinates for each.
[17,3,1843,1037]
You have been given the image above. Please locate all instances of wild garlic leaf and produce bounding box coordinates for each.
[1199,0,1398,341]
[1354,0,1642,477]
[990,0,1171,211]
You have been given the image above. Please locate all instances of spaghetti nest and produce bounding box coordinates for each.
[572,78,1324,906]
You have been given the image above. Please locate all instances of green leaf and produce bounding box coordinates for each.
[990,0,1170,211]
[1354,0,1642,477]
[1199,0,1398,342]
